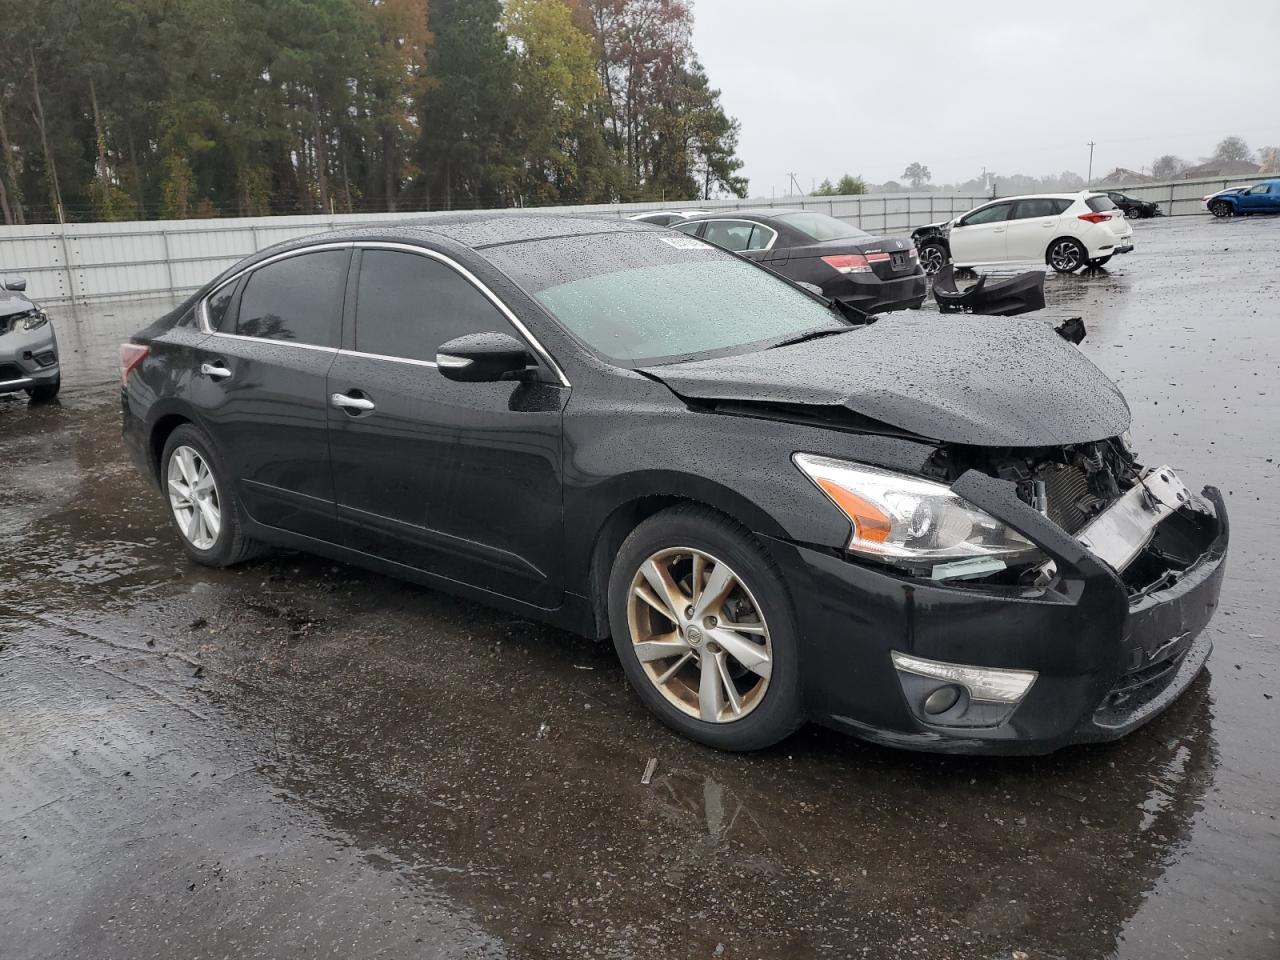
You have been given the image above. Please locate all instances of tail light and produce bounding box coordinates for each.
[119,343,149,385]
[1078,212,1112,224]
[822,254,872,274]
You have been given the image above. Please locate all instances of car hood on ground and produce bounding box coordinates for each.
[640,313,1131,447]
[0,291,37,321]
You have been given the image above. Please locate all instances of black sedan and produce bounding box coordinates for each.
[672,208,926,315]
[120,215,1227,754]
[1105,191,1161,219]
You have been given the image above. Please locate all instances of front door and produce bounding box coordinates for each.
[326,247,568,608]
[189,247,349,541]
[948,201,1013,265]
[1004,198,1068,261]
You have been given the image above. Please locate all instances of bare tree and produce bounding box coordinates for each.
[1151,155,1185,180]
[1213,136,1251,163]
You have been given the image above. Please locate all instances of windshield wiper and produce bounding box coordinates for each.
[768,326,857,350]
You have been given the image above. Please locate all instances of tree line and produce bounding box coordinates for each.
[0,0,747,225]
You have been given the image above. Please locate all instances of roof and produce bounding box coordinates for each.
[389,213,656,248]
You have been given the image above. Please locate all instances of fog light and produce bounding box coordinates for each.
[923,684,961,715]
[892,651,1037,730]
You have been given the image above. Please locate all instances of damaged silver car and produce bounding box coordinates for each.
[0,278,60,401]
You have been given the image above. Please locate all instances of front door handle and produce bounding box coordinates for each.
[200,362,232,381]
[331,392,375,414]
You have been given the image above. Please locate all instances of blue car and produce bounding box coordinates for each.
[1208,179,1280,218]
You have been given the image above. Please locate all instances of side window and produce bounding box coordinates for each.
[1246,183,1269,194]
[354,250,513,362]
[746,225,776,250]
[1013,198,1064,219]
[205,280,239,332]
[959,202,1012,226]
[236,250,347,345]
[702,220,755,252]
[672,221,702,236]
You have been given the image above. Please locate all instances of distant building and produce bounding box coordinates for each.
[1096,167,1153,186]
[1181,159,1260,178]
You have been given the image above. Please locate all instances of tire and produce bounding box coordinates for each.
[917,239,949,276]
[1047,237,1087,273]
[25,375,60,401]
[1209,200,1232,219]
[607,504,803,751]
[161,424,263,567]
[1087,255,1112,268]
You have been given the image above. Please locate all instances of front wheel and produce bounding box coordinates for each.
[161,424,263,567]
[1209,200,1233,218]
[1047,238,1087,273]
[608,505,802,751]
[917,240,949,276]
[25,375,60,401]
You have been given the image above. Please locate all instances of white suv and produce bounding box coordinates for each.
[913,192,1134,274]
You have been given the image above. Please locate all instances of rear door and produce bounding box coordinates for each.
[326,246,569,607]
[190,247,349,541]
[1005,198,1070,261]
[947,201,1013,265]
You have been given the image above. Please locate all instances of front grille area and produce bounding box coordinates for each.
[0,362,24,381]
[1093,650,1185,726]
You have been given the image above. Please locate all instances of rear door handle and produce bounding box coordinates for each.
[331,392,375,413]
[200,362,232,381]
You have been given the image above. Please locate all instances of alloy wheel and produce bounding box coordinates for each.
[167,445,221,550]
[626,547,772,723]
[1049,240,1083,272]
[919,244,946,275]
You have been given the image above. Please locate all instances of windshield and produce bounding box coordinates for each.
[486,231,845,365]
[775,211,873,242]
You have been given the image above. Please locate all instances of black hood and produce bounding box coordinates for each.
[0,290,36,320]
[641,314,1131,447]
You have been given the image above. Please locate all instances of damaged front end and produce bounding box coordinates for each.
[920,436,1223,600]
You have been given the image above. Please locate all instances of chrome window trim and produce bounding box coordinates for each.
[698,218,779,251]
[198,240,570,386]
[338,348,437,368]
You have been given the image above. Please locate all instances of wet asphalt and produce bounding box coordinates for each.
[1,215,1277,960]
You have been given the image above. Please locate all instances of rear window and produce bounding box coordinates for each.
[1086,196,1118,212]
[775,211,872,242]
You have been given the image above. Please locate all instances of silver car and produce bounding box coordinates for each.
[0,278,60,401]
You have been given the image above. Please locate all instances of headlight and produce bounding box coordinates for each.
[793,453,1042,574]
[21,310,49,331]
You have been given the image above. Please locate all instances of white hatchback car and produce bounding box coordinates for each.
[913,193,1134,274]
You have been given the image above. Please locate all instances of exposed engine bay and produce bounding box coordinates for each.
[924,437,1220,595]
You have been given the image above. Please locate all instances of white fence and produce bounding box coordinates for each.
[0,193,988,306]
[0,174,1262,306]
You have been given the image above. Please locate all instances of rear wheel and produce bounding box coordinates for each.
[608,505,802,751]
[25,375,60,401]
[1047,238,1087,273]
[917,240,949,276]
[161,424,263,567]
[1209,200,1233,218]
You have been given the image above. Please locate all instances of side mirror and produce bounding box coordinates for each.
[4,277,27,292]
[436,331,534,383]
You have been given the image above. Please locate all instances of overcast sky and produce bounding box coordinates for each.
[691,0,1280,196]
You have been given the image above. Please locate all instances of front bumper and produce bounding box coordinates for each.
[769,472,1228,755]
[0,323,60,395]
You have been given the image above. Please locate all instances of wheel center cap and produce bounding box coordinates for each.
[686,626,703,645]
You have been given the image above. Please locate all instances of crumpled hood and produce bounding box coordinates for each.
[642,314,1131,447]
[0,291,37,321]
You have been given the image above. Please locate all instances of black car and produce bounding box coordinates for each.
[1105,191,1161,219]
[672,209,926,315]
[120,215,1227,755]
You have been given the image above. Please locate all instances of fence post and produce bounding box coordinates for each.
[57,224,75,304]
[160,229,176,298]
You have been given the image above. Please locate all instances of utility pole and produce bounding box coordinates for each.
[787,172,803,197]
[1086,141,1096,186]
